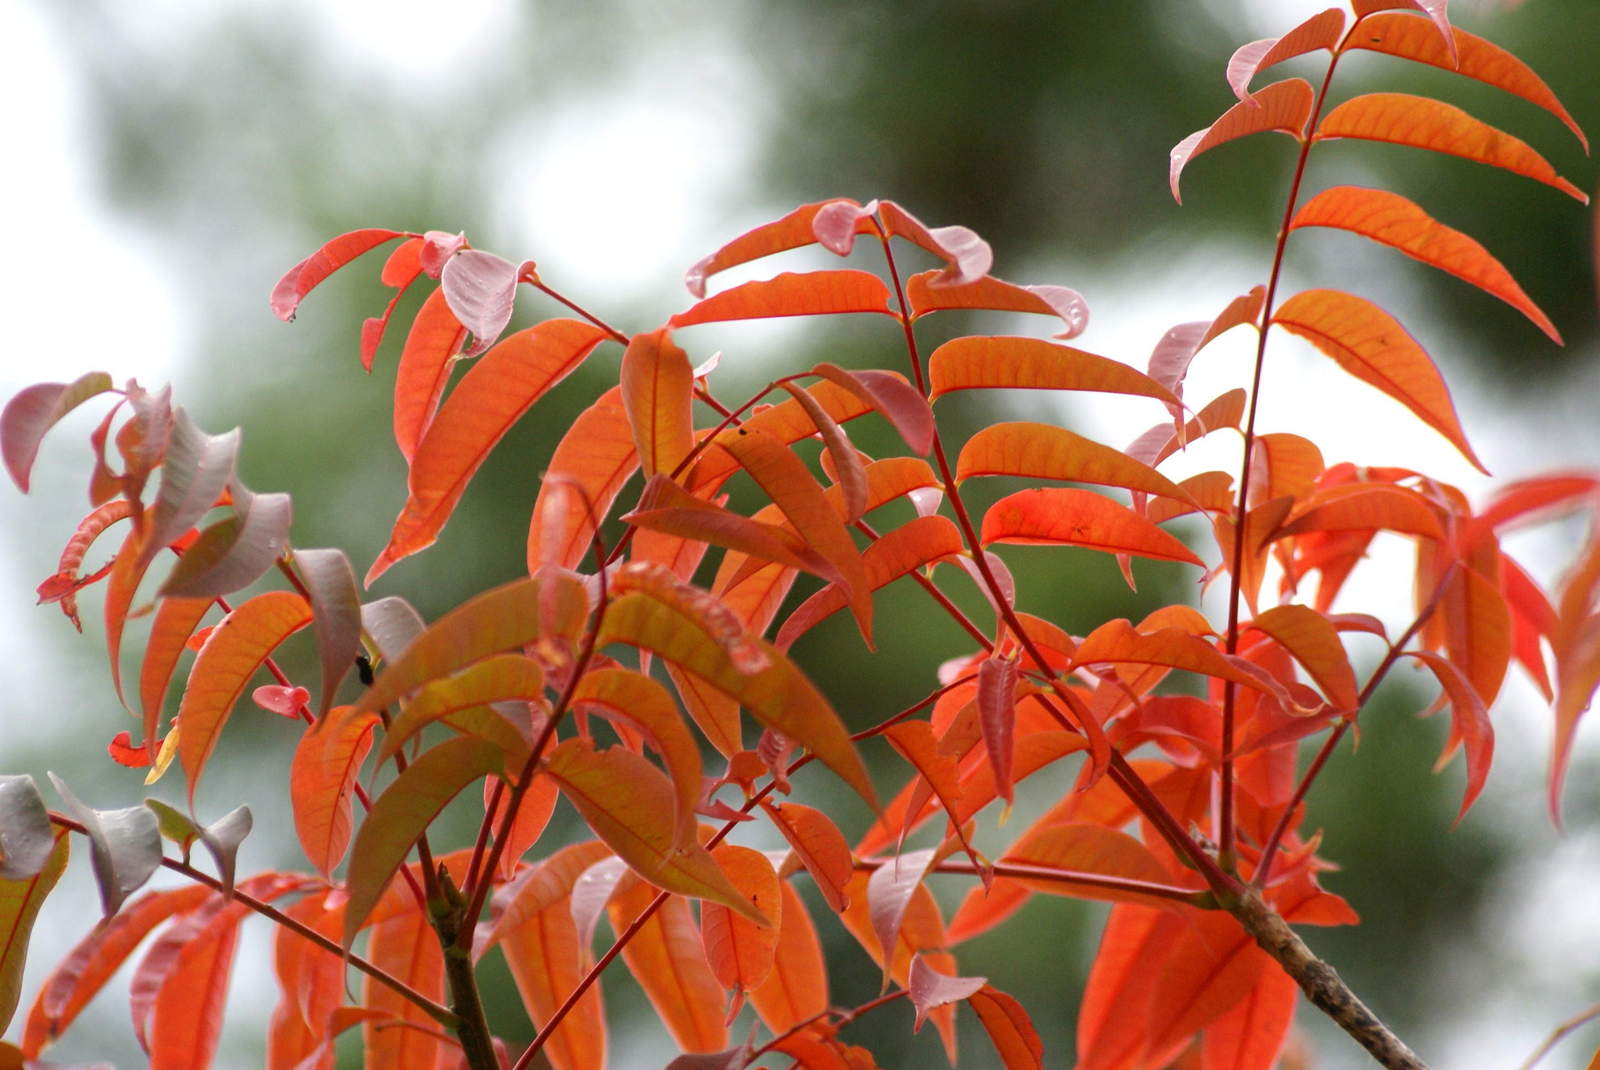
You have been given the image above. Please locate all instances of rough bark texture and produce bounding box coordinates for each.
[1231,888,1429,1070]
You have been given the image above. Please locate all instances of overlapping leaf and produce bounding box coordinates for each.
[1228,9,1345,100]
[929,337,1177,405]
[1171,79,1315,203]
[291,707,375,877]
[608,881,728,1053]
[670,270,896,327]
[271,228,407,322]
[571,666,703,843]
[980,488,1204,565]
[957,422,1192,502]
[0,830,68,1036]
[905,271,1089,339]
[390,287,467,463]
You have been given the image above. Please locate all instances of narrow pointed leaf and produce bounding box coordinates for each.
[906,270,1089,339]
[1201,965,1299,1070]
[684,199,867,297]
[500,893,607,1070]
[376,653,544,769]
[1248,605,1360,709]
[1347,12,1586,150]
[342,737,504,947]
[289,548,363,719]
[759,801,853,913]
[371,318,608,582]
[0,829,68,1035]
[138,596,213,762]
[1147,288,1264,409]
[528,386,638,571]
[391,287,467,463]
[1551,614,1600,821]
[1440,563,1513,708]
[1274,483,1445,541]
[1073,619,1282,697]
[145,906,246,1070]
[622,327,696,479]
[2,372,117,492]
[1228,9,1345,100]
[749,879,829,1032]
[487,840,615,946]
[969,985,1045,1070]
[609,882,728,1053]
[137,413,240,571]
[908,955,986,1032]
[544,739,764,923]
[573,667,703,843]
[779,380,869,519]
[178,591,313,804]
[700,844,781,1010]
[665,663,746,758]
[981,488,1204,565]
[669,270,895,327]
[601,588,876,806]
[271,228,406,321]
[624,475,835,579]
[978,655,1020,804]
[1171,79,1315,203]
[362,907,445,1070]
[929,336,1178,405]
[876,200,993,284]
[957,422,1193,501]
[1292,186,1560,340]
[49,775,160,917]
[866,847,938,971]
[690,380,874,493]
[1316,93,1586,202]
[1000,823,1190,907]
[361,236,427,371]
[291,708,376,878]
[883,722,967,847]
[1273,289,1485,471]
[810,363,935,458]
[1351,0,1456,62]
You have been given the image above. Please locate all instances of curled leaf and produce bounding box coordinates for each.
[1171,79,1315,203]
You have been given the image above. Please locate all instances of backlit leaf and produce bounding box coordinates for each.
[361,236,426,371]
[980,488,1204,565]
[1409,652,1496,821]
[905,271,1089,340]
[690,380,874,493]
[291,707,376,878]
[875,200,994,284]
[1274,482,1445,541]
[669,270,896,327]
[1170,79,1315,203]
[1351,1,1455,63]
[135,596,212,762]
[487,840,615,945]
[528,386,638,571]
[683,198,868,297]
[759,800,854,914]
[1143,909,1274,1058]
[1147,288,1264,411]
[362,907,445,1070]
[390,287,467,463]
[1316,93,1586,202]
[777,380,869,520]
[882,722,967,849]
[144,900,246,1069]
[500,893,606,1070]
[1272,289,1484,471]
[748,879,829,1033]
[1073,619,1281,698]
[572,666,703,844]
[608,880,728,1052]
[1347,12,1586,150]
[49,775,160,918]
[1000,823,1191,907]
[957,422,1192,501]
[376,653,542,770]
[177,591,313,804]
[1439,563,1513,708]
[1201,965,1298,1070]
[929,336,1177,406]
[1227,9,1345,100]
[968,985,1045,1070]
[370,318,608,582]
[544,739,764,922]
[624,475,834,580]
[2,372,117,493]
[978,654,1020,804]
[271,228,407,322]
[809,363,935,459]
[1291,186,1559,341]
[0,829,67,1036]
[622,326,696,479]
[342,737,504,947]
[1248,604,1360,709]
[700,844,781,1014]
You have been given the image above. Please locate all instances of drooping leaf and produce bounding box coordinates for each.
[608,880,728,1053]
[376,653,544,770]
[624,475,835,580]
[1272,289,1485,471]
[440,248,533,357]
[1291,186,1560,341]
[874,200,994,284]
[978,654,1020,804]
[390,287,467,464]
[957,422,1192,502]
[572,667,702,844]
[290,548,362,719]
[1438,563,1513,709]
[137,596,212,762]
[341,737,505,947]
[908,954,986,1033]
[528,386,638,571]
[1273,482,1445,541]
[597,590,876,809]
[1248,604,1360,709]
[882,722,968,851]
[669,270,896,327]
[49,775,160,918]
[1347,12,1586,150]
[779,380,870,521]
[358,596,425,664]
[0,829,68,1036]
[683,198,868,297]
[0,777,56,882]
[1550,613,1600,822]
[622,327,696,479]
[370,318,609,582]
[999,822,1192,907]
[690,380,875,493]
[195,805,251,896]
[1141,909,1274,1059]
[759,800,854,914]
[136,413,240,572]
[362,907,445,1070]
[2,372,117,493]
[980,488,1204,565]
[159,485,293,600]
[1201,964,1299,1070]
[968,985,1046,1070]
[360,236,427,372]
[1170,79,1315,203]
[1408,651,1495,821]
[1072,619,1281,698]
[1146,288,1265,411]
[905,270,1089,339]
[699,844,781,1015]
[177,591,313,804]
[1316,93,1587,202]
[499,892,607,1070]
[270,228,407,322]
[291,708,375,878]
[748,879,829,1033]
[1227,9,1345,100]
[928,336,1178,406]
[1350,0,1455,63]
[544,739,764,923]
[866,847,939,980]
[487,840,615,946]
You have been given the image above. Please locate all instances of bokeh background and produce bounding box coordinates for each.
[2,0,1598,1067]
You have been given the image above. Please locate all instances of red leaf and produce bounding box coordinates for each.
[968,985,1045,1070]
[748,879,829,1033]
[1347,12,1586,150]
[670,270,896,327]
[608,881,728,1053]
[1409,651,1495,822]
[370,318,608,582]
[1201,965,1298,1070]
[683,198,870,297]
[499,890,607,1070]
[999,822,1193,907]
[137,595,213,760]
[622,327,696,479]
[978,655,1019,804]
[1248,604,1360,709]
[1272,289,1485,471]
[699,844,781,1014]
[759,800,854,914]
[1438,563,1513,709]
[363,907,445,1070]
[625,475,835,580]
[1316,93,1587,202]
[1073,618,1282,699]
[875,200,993,285]
[178,591,313,805]
[2,372,116,492]
[908,954,986,1033]
[291,706,377,877]
[882,722,969,852]
[906,271,1089,339]
[957,422,1193,502]
[360,237,426,371]
[391,287,468,464]
[1170,79,1315,203]
[929,336,1178,406]
[1478,472,1600,533]
[1274,483,1445,542]
[866,847,939,979]
[980,488,1204,565]
[1227,9,1345,100]
[440,248,533,357]
[810,363,935,458]
[270,228,407,322]
[145,908,243,1069]
[1292,186,1560,341]
[528,386,638,572]
[252,685,309,718]
[779,379,870,520]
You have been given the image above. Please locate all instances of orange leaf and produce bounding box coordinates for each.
[291,706,376,878]
[623,327,696,479]
[928,336,1177,406]
[487,840,616,945]
[137,596,212,760]
[864,847,940,977]
[776,515,964,651]
[362,907,445,1070]
[980,488,1204,565]
[369,318,608,582]
[683,199,871,297]
[598,589,875,809]
[1351,2,1455,62]
[1252,432,1324,504]
[527,386,638,571]
[1073,618,1281,698]
[778,380,870,520]
[271,228,407,322]
[882,722,968,849]
[1316,93,1587,202]
[968,985,1045,1070]
[1227,9,1345,100]
[1409,652,1496,822]
[177,591,312,805]
[748,879,829,1033]
[1000,823,1194,907]
[665,663,745,758]
[905,270,1088,339]
[1143,910,1273,1058]
[1146,287,1265,413]
[759,800,854,914]
[957,422,1193,502]
[625,475,835,580]
[572,666,703,844]
[1274,482,1445,542]
[690,380,875,493]
[1248,604,1360,709]
[390,287,467,463]
[376,652,545,769]
[608,882,727,1053]
[145,903,245,1070]
[1291,186,1560,341]
[544,739,764,922]
[1272,289,1485,471]
[1439,563,1513,708]
[1550,613,1600,822]
[1170,79,1315,203]
[669,270,896,327]
[500,894,607,1070]
[1346,12,1586,151]
[1201,965,1298,1070]
[700,845,781,1013]
[839,869,946,986]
